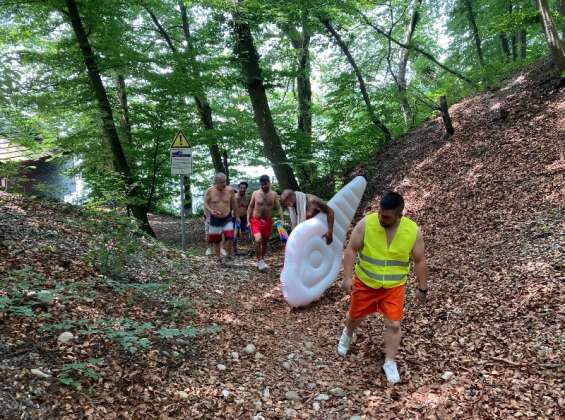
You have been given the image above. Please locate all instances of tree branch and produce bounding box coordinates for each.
[144,7,177,53]
[320,17,391,142]
[357,9,476,86]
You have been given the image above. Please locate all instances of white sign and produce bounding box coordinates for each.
[170,148,192,175]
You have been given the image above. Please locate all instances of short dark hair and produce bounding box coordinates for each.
[239,181,248,188]
[380,192,404,212]
[259,175,270,184]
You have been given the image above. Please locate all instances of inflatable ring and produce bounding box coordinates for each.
[281,176,367,306]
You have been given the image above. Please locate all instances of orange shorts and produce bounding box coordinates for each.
[348,276,405,321]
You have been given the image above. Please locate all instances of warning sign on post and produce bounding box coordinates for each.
[170,130,190,148]
[170,130,192,176]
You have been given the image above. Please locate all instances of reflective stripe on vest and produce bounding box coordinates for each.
[354,213,418,289]
[358,253,410,267]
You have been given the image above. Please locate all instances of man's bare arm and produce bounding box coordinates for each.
[203,188,214,215]
[412,229,428,290]
[341,217,366,292]
[314,199,335,244]
[274,193,284,224]
[247,192,255,222]
[231,192,238,219]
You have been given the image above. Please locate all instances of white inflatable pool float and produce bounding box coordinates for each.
[280,176,367,306]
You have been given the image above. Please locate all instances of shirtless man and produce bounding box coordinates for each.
[234,181,250,253]
[204,173,237,261]
[247,175,284,271]
[280,189,335,245]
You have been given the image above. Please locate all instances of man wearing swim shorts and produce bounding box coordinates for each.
[234,181,250,254]
[337,192,428,384]
[204,173,237,262]
[247,175,284,271]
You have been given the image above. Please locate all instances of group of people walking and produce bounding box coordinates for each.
[203,172,334,271]
[202,172,428,385]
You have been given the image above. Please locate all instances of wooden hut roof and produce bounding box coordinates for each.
[0,136,51,163]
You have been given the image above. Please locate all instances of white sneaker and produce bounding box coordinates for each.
[205,247,213,256]
[383,360,400,384]
[220,247,227,257]
[261,260,269,270]
[337,327,353,357]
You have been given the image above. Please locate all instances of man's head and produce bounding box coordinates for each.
[238,181,248,195]
[214,172,227,191]
[280,189,296,207]
[379,192,404,228]
[259,174,270,192]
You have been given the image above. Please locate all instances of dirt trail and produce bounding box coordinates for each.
[148,59,565,418]
[1,59,563,419]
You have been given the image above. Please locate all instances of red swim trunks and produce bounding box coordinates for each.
[348,276,405,321]
[250,217,273,240]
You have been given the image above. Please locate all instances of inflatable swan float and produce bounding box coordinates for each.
[280,176,367,306]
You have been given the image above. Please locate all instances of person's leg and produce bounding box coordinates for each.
[205,218,212,256]
[383,319,401,361]
[223,220,234,257]
[255,234,263,260]
[382,318,402,384]
[338,277,375,356]
[233,222,238,254]
[261,236,267,258]
[345,313,365,337]
[338,314,366,357]
[208,223,222,261]
[214,241,221,259]
[379,286,405,384]
[260,218,273,265]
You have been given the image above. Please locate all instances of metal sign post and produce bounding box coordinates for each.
[179,175,186,250]
[170,130,192,251]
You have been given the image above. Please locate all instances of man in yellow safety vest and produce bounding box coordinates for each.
[338,192,428,384]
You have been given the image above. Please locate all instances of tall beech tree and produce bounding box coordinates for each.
[65,0,154,235]
[233,15,299,190]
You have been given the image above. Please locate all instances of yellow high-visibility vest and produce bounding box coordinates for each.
[355,213,418,289]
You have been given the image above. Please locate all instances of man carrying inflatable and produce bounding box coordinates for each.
[247,175,284,271]
[337,192,428,384]
[280,189,335,245]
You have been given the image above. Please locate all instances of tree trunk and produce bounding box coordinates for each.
[178,3,226,175]
[398,0,423,127]
[320,18,391,142]
[537,0,565,72]
[518,29,527,60]
[284,21,316,188]
[233,18,299,190]
[507,2,518,62]
[439,96,454,136]
[183,175,192,215]
[558,0,565,36]
[511,33,518,61]
[65,0,154,236]
[463,0,485,66]
[115,74,133,160]
[145,130,162,214]
[146,5,226,174]
[222,149,230,186]
[499,32,512,60]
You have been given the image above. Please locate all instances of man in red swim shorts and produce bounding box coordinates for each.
[247,175,284,271]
